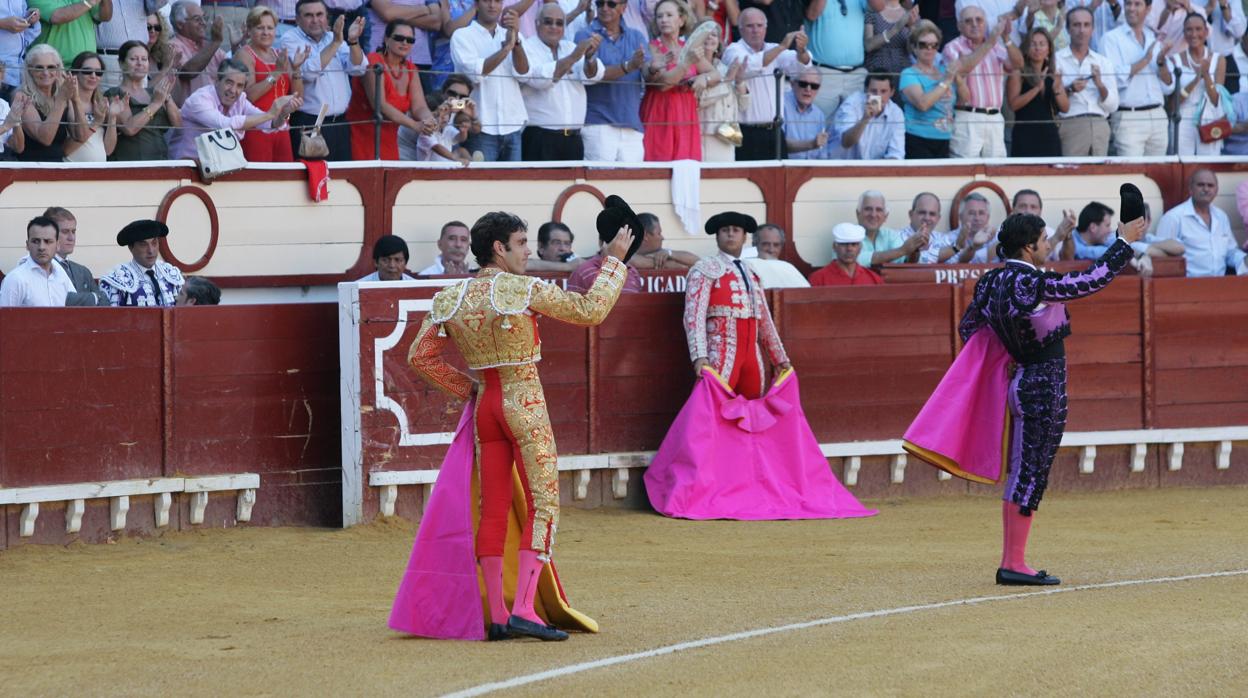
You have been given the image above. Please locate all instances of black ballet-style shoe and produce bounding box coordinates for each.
[506,615,569,641]
[487,623,513,641]
[996,567,1061,586]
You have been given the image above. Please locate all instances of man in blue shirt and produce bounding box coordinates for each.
[783,66,829,159]
[804,0,885,115]
[0,0,39,102]
[1070,201,1116,260]
[575,0,647,162]
[1151,169,1247,278]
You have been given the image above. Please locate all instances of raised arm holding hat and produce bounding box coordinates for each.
[99,219,184,307]
[567,195,646,293]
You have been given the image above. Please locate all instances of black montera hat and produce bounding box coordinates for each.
[704,211,757,236]
[1120,183,1145,224]
[116,219,170,246]
[595,195,645,263]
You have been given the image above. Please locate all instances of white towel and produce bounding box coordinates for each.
[670,159,701,236]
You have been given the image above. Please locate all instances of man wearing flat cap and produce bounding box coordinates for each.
[99,220,185,307]
[683,210,790,398]
[358,235,416,282]
[809,223,884,286]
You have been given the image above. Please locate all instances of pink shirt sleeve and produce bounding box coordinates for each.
[1238,180,1248,250]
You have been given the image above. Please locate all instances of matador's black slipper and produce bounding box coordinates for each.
[487,623,513,641]
[506,615,569,641]
[996,568,1061,586]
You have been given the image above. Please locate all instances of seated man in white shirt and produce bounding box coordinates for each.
[358,234,416,281]
[0,216,75,307]
[519,3,603,161]
[830,74,905,159]
[743,223,810,288]
[1150,169,1248,277]
[417,221,473,275]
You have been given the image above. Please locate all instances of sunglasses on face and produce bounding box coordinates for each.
[595,0,621,8]
[541,17,565,26]
[917,41,938,49]
[147,23,161,31]
[446,90,470,98]
[794,80,821,90]
[78,68,104,77]
[389,33,416,43]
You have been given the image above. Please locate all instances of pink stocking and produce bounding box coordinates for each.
[479,556,510,625]
[511,549,545,624]
[1000,502,1038,576]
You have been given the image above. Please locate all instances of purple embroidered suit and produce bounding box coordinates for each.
[957,237,1133,511]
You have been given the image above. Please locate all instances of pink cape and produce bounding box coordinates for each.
[902,328,1011,484]
[644,369,877,520]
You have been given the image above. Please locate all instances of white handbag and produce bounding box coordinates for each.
[195,128,248,179]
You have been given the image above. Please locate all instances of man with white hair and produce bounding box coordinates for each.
[783,66,830,159]
[744,224,811,288]
[921,192,995,263]
[169,0,227,105]
[855,190,929,266]
[519,3,603,161]
[941,6,1022,158]
[809,223,884,286]
[723,7,811,160]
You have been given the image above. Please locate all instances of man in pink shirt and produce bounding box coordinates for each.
[941,5,1022,158]
[169,0,228,105]
[170,59,302,159]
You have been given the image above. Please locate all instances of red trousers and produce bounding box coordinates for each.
[474,368,539,558]
[242,129,294,162]
[723,318,762,398]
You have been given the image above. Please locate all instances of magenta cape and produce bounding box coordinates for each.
[902,328,1011,484]
[644,368,877,520]
[388,399,597,640]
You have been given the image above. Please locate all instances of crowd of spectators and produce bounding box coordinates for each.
[0,0,1242,162]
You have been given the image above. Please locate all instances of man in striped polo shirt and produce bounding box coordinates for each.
[941,5,1022,158]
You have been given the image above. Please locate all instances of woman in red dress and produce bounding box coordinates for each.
[236,7,308,162]
[346,21,437,160]
[641,0,716,161]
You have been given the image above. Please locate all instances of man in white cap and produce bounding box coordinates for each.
[809,222,884,286]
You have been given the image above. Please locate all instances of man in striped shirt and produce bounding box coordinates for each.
[941,5,1022,158]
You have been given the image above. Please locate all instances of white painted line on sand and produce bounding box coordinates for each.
[443,569,1248,698]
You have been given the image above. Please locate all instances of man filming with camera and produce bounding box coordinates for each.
[830,72,905,160]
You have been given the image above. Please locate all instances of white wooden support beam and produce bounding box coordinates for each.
[844,456,862,487]
[154,492,172,528]
[423,483,435,506]
[611,468,629,499]
[890,454,907,484]
[1080,446,1097,474]
[66,499,84,534]
[1168,443,1185,472]
[379,485,397,517]
[937,470,952,481]
[189,491,209,525]
[110,496,130,531]
[573,470,591,501]
[1131,444,1148,473]
[237,489,256,522]
[20,502,38,537]
[1216,441,1232,471]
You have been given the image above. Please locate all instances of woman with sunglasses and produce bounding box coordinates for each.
[898,20,959,159]
[641,0,711,161]
[346,20,437,159]
[63,52,126,162]
[236,7,310,162]
[1007,28,1065,157]
[18,46,78,162]
[146,14,175,72]
[106,41,182,161]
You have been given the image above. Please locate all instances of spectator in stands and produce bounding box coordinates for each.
[1152,168,1247,277]
[0,70,25,157]
[418,220,473,274]
[0,217,74,307]
[43,206,107,305]
[943,7,1022,158]
[1069,200,1118,260]
[1168,12,1229,155]
[722,8,811,160]
[783,65,830,159]
[429,0,478,92]
[146,13,173,71]
[359,234,416,280]
[399,74,481,159]
[169,59,303,159]
[804,0,886,116]
[900,20,957,158]
[921,191,994,263]
[107,41,181,161]
[865,0,918,79]
[64,51,124,162]
[169,1,227,105]
[1205,0,1245,60]
[281,1,367,161]
[366,0,442,95]
[955,0,1025,28]
[1152,0,1204,59]
[809,222,885,285]
[629,212,701,269]
[1012,188,1074,261]
[1016,0,1068,51]
[575,0,648,162]
[1067,0,1116,52]
[694,23,750,162]
[258,0,299,30]
[854,190,927,265]
[0,1,39,103]
[1226,85,1248,153]
[237,7,309,162]
[452,0,529,161]
[897,191,940,256]
[567,218,644,293]
[536,221,577,262]
[176,276,222,305]
[95,0,145,89]
[345,20,437,160]
[29,0,102,63]
[741,0,805,44]
[1102,0,1174,157]
[642,0,711,161]
[519,3,603,161]
[831,73,905,159]
[744,223,811,287]
[1054,7,1119,155]
[99,219,185,307]
[17,45,77,162]
[1007,27,1065,157]
[1127,201,1187,266]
